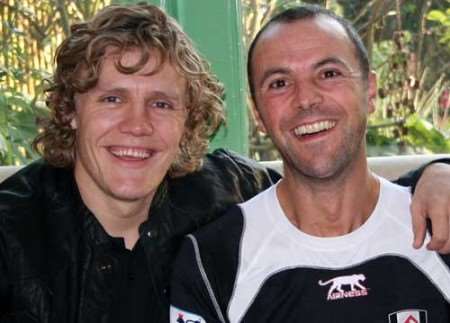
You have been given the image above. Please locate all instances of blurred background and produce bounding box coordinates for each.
[0,0,449,165]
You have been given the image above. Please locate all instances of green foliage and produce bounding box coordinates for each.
[367,4,450,156]
[427,7,450,49]
[404,114,450,152]
[0,5,50,165]
[0,0,449,164]
[0,89,47,165]
[0,0,110,165]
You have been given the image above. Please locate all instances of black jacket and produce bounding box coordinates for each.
[0,150,280,322]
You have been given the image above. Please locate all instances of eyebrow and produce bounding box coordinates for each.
[258,67,290,90]
[96,86,183,102]
[313,57,352,71]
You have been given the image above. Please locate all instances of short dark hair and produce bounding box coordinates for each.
[247,4,370,101]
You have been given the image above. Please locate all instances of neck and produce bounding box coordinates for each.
[75,177,152,250]
[278,157,379,237]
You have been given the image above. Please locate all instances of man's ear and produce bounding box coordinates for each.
[250,100,267,134]
[367,71,377,114]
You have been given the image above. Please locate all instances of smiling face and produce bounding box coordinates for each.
[251,16,376,180]
[72,48,187,208]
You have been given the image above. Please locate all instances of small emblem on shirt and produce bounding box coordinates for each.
[318,273,368,301]
[388,309,428,323]
[170,305,205,323]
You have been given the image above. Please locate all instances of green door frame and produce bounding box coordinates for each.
[113,0,249,155]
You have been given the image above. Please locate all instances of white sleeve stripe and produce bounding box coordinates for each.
[187,234,227,323]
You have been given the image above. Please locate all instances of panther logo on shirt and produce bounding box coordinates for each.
[318,273,368,300]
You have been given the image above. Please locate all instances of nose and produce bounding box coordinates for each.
[294,80,323,110]
[118,104,153,136]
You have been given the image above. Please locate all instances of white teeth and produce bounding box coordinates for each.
[294,120,336,136]
[110,148,151,159]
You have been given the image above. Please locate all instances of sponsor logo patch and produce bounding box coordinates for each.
[170,305,205,323]
[318,273,368,301]
[388,309,427,323]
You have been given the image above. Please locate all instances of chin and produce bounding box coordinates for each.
[109,185,156,203]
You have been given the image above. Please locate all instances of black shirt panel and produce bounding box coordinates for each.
[108,237,153,323]
[243,257,450,322]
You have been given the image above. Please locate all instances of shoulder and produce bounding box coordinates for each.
[239,183,275,212]
[204,148,280,181]
[201,149,281,190]
[190,204,245,254]
[186,205,245,279]
[174,205,245,310]
[379,177,411,200]
[0,159,80,248]
[0,159,73,198]
[377,177,412,223]
[0,159,75,212]
[166,150,279,226]
[0,160,81,281]
[1,160,49,213]
[187,186,276,258]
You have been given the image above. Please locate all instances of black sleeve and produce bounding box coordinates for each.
[437,253,450,269]
[0,225,12,319]
[393,158,450,193]
[170,236,225,323]
[211,148,281,190]
[436,253,450,308]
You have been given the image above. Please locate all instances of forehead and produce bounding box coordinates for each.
[100,47,165,75]
[95,47,186,86]
[252,16,357,69]
[84,47,187,99]
[263,14,348,39]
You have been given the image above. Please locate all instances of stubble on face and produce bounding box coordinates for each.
[251,16,374,183]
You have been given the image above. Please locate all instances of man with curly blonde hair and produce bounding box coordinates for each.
[1,3,450,323]
[0,4,279,322]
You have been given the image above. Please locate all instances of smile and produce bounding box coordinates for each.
[294,120,336,136]
[108,146,153,160]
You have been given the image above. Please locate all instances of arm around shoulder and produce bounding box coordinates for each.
[394,159,450,253]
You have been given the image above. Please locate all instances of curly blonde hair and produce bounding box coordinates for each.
[33,4,225,177]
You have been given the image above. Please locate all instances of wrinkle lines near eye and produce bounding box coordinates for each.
[258,67,290,89]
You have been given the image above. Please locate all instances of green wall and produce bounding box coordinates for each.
[114,0,249,155]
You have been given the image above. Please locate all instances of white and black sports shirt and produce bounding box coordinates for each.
[170,178,450,323]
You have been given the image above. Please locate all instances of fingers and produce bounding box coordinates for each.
[425,210,449,252]
[411,201,450,253]
[410,162,450,254]
[436,233,450,254]
[410,202,426,249]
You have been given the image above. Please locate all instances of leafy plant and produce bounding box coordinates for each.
[0,0,110,165]
[427,7,450,50]
[368,24,449,156]
[0,88,47,165]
